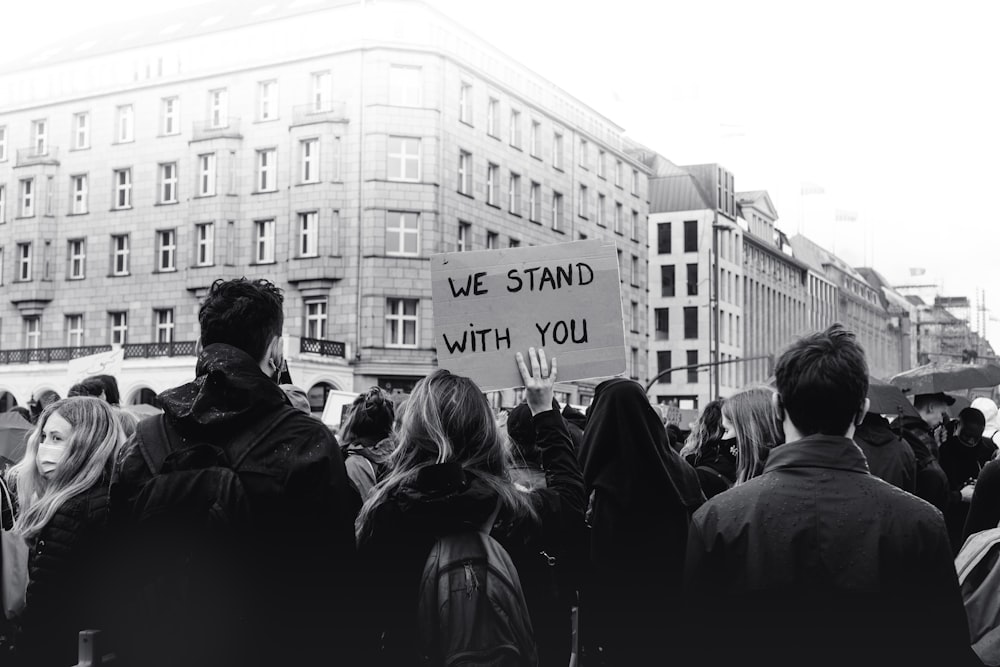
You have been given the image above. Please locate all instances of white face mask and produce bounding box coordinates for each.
[37,443,66,477]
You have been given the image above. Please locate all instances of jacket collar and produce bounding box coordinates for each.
[762,434,870,476]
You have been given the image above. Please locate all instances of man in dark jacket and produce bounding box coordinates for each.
[684,324,979,667]
[941,407,998,552]
[898,392,954,513]
[853,411,916,492]
[112,278,360,667]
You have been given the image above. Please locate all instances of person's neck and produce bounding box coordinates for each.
[783,419,854,444]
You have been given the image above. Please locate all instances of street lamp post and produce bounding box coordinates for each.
[711,218,736,402]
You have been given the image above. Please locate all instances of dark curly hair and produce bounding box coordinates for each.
[341,387,396,445]
[198,278,284,362]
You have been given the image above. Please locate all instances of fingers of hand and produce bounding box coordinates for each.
[529,347,541,379]
[550,356,558,383]
[516,352,530,383]
[538,348,549,379]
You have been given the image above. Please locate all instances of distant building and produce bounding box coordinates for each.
[0,0,650,410]
[856,267,918,372]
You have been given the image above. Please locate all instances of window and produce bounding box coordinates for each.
[529,182,540,222]
[551,192,563,231]
[579,138,588,168]
[300,139,318,183]
[305,299,328,339]
[655,308,669,340]
[20,178,34,217]
[578,184,588,219]
[529,120,540,157]
[486,98,499,137]
[686,263,699,296]
[311,71,331,112]
[153,308,175,343]
[389,65,421,106]
[657,222,671,254]
[68,239,85,279]
[111,234,130,275]
[386,211,419,256]
[508,238,520,248]
[45,175,53,216]
[385,298,418,347]
[683,307,698,339]
[552,131,564,169]
[256,149,276,192]
[631,210,639,241]
[657,351,672,381]
[157,229,176,271]
[508,173,521,215]
[73,112,90,149]
[631,348,640,381]
[631,255,639,286]
[630,301,639,332]
[387,137,420,181]
[661,265,675,297]
[65,314,84,347]
[116,104,134,142]
[198,153,216,196]
[684,220,698,252]
[71,175,88,214]
[16,243,31,281]
[597,149,606,178]
[113,169,132,209]
[457,221,471,252]
[24,317,41,350]
[686,350,698,383]
[109,311,128,345]
[254,219,275,263]
[195,223,214,266]
[228,151,237,193]
[32,120,47,155]
[209,88,228,127]
[0,126,6,161]
[297,211,318,257]
[615,159,623,187]
[631,169,639,195]
[510,109,522,148]
[614,203,623,234]
[159,162,178,203]
[162,96,179,135]
[597,194,606,227]
[258,80,277,121]
[486,163,498,206]
[617,249,623,281]
[457,150,472,195]
[0,247,4,285]
[486,231,499,250]
[459,82,472,124]
[0,185,5,222]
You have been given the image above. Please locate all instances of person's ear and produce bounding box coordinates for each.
[855,398,871,426]
[772,392,786,423]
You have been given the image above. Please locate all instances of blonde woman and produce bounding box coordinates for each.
[722,386,785,485]
[4,397,126,667]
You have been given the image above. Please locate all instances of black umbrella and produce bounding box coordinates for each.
[890,363,1000,395]
[868,379,920,418]
[0,411,32,462]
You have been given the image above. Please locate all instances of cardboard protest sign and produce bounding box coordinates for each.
[431,239,625,391]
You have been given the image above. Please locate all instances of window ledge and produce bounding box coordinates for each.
[155,201,179,207]
[110,207,133,212]
[66,211,89,217]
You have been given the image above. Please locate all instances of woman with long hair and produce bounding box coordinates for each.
[722,386,784,485]
[356,348,585,666]
[3,397,126,667]
[680,399,736,498]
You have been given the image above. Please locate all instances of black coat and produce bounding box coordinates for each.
[113,343,359,667]
[684,435,980,667]
[16,476,116,667]
[358,409,585,667]
[853,412,916,492]
[898,415,950,513]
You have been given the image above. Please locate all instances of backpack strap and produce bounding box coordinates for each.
[136,414,176,476]
[228,409,300,470]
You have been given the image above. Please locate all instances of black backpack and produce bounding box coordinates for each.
[417,530,538,666]
[120,411,296,667]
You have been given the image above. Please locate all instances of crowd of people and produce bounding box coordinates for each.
[0,276,997,666]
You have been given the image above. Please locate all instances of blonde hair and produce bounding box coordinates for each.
[723,386,783,485]
[6,397,126,540]
[356,369,535,543]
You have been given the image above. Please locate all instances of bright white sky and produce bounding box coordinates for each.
[5,0,999,350]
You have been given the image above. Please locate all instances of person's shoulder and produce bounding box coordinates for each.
[865,474,945,522]
[692,476,767,524]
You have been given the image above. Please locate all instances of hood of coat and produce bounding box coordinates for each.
[157,343,292,432]
[972,398,1000,433]
[854,413,899,448]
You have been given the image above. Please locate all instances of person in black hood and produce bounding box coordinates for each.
[356,348,585,666]
[579,378,704,666]
[940,407,997,552]
[898,392,953,513]
[853,411,916,492]
[112,278,359,667]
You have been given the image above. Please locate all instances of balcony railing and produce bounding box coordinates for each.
[123,341,197,358]
[16,146,59,167]
[191,118,242,141]
[292,103,348,126]
[300,337,346,358]
[0,344,111,365]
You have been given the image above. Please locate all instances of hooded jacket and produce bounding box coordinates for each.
[358,409,584,667]
[898,414,950,513]
[113,343,359,667]
[853,412,916,492]
[972,397,1000,447]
